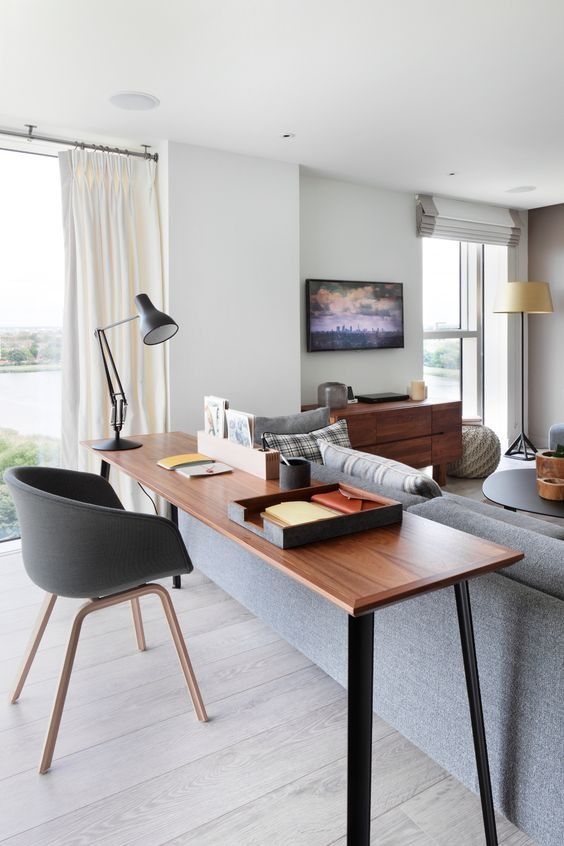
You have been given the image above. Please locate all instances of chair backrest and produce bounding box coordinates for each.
[4,466,192,598]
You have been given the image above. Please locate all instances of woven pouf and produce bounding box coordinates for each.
[447,425,501,478]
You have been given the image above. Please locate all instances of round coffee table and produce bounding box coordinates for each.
[482,468,564,517]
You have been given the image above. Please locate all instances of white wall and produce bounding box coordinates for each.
[528,204,564,446]
[299,173,422,403]
[164,142,300,433]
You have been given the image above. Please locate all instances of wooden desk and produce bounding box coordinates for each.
[302,399,462,486]
[84,431,522,846]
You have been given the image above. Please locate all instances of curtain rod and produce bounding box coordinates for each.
[0,124,158,162]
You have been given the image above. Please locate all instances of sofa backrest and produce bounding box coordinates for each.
[408,497,564,601]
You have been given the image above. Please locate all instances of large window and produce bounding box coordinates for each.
[423,238,483,419]
[422,237,508,428]
[0,148,64,541]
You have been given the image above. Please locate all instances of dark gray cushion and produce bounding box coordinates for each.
[254,407,330,445]
[444,491,564,540]
[408,496,564,601]
[320,441,443,499]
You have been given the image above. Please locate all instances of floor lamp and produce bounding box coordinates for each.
[494,281,553,460]
[92,294,178,451]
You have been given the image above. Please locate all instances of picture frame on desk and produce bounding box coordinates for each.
[226,409,255,448]
[204,395,229,437]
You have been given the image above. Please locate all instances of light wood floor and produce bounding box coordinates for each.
[0,472,538,845]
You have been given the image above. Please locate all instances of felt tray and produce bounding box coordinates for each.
[228,482,402,549]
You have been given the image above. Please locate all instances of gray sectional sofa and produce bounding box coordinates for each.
[178,462,564,846]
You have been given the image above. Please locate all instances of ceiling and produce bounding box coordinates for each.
[2,0,564,209]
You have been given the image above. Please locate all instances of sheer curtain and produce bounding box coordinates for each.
[59,150,167,509]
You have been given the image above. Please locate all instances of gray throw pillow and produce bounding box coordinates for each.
[254,407,330,445]
[319,441,442,499]
[262,419,351,463]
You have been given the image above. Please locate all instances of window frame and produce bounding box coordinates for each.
[423,240,484,419]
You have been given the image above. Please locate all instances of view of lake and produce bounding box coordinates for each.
[0,369,61,437]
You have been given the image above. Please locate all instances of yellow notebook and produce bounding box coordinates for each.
[263,500,340,527]
[157,453,213,470]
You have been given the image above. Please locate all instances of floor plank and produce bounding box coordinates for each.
[0,548,538,846]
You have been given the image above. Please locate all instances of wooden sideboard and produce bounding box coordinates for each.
[303,399,462,486]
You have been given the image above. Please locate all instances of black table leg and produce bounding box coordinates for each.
[100,460,110,480]
[170,504,182,589]
[347,613,374,846]
[454,580,498,846]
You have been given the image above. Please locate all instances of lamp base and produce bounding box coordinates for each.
[91,437,142,451]
[505,431,537,461]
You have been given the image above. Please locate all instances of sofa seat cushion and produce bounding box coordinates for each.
[444,491,564,540]
[254,407,330,445]
[310,461,427,509]
[408,497,564,601]
[262,419,351,463]
[319,441,442,499]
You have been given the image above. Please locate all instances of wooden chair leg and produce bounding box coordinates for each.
[151,584,208,722]
[39,601,91,774]
[130,597,146,651]
[10,593,57,704]
[37,584,207,774]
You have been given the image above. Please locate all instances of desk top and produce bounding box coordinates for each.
[83,431,523,617]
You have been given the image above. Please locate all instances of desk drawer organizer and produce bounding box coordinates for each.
[228,483,402,549]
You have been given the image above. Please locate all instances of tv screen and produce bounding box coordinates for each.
[306,279,404,352]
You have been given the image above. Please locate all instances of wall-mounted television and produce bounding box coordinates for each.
[306,279,404,352]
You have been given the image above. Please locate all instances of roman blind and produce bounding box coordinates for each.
[416,194,521,246]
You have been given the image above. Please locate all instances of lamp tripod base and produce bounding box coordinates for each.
[91,437,142,452]
[505,431,537,461]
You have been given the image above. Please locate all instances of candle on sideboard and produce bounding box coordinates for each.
[410,380,426,401]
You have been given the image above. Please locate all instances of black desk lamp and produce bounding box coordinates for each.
[92,294,178,451]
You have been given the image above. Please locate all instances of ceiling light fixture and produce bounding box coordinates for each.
[281,132,295,139]
[506,186,536,194]
[109,91,160,111]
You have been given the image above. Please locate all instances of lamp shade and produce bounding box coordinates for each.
[134,294,179,345]
[493,281,553,314]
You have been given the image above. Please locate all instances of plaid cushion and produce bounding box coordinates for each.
[262,419,351,463]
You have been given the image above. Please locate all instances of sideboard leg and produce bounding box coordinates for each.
[433,463,447,486]
[454,580,498,846]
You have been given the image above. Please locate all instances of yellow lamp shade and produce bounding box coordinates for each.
[493,281,553,314]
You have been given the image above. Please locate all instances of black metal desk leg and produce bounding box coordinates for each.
[100,460,110,480]
[170,504,182,589]
[347,613,374,846]
[454,581,498,846]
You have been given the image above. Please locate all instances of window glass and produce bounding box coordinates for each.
[0,149,64,541]
[423,338,461,402]
[422,238,460,331]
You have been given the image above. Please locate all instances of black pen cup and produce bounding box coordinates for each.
[279,457,311,490]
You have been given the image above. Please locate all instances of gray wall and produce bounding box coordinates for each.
[300,173,423,404]
[528,204,564,446]
[164,142,301,433]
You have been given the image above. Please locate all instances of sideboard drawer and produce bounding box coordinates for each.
[432,403,462,434]
[372,407,432,444]
[363,437,433,468]
[432,430,462,464]
[344,415,378,448]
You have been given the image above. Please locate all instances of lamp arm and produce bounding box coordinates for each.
[94,329,128,435]
[97,313,139,333]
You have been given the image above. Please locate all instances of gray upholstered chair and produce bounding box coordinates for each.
[4,465,207,774]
